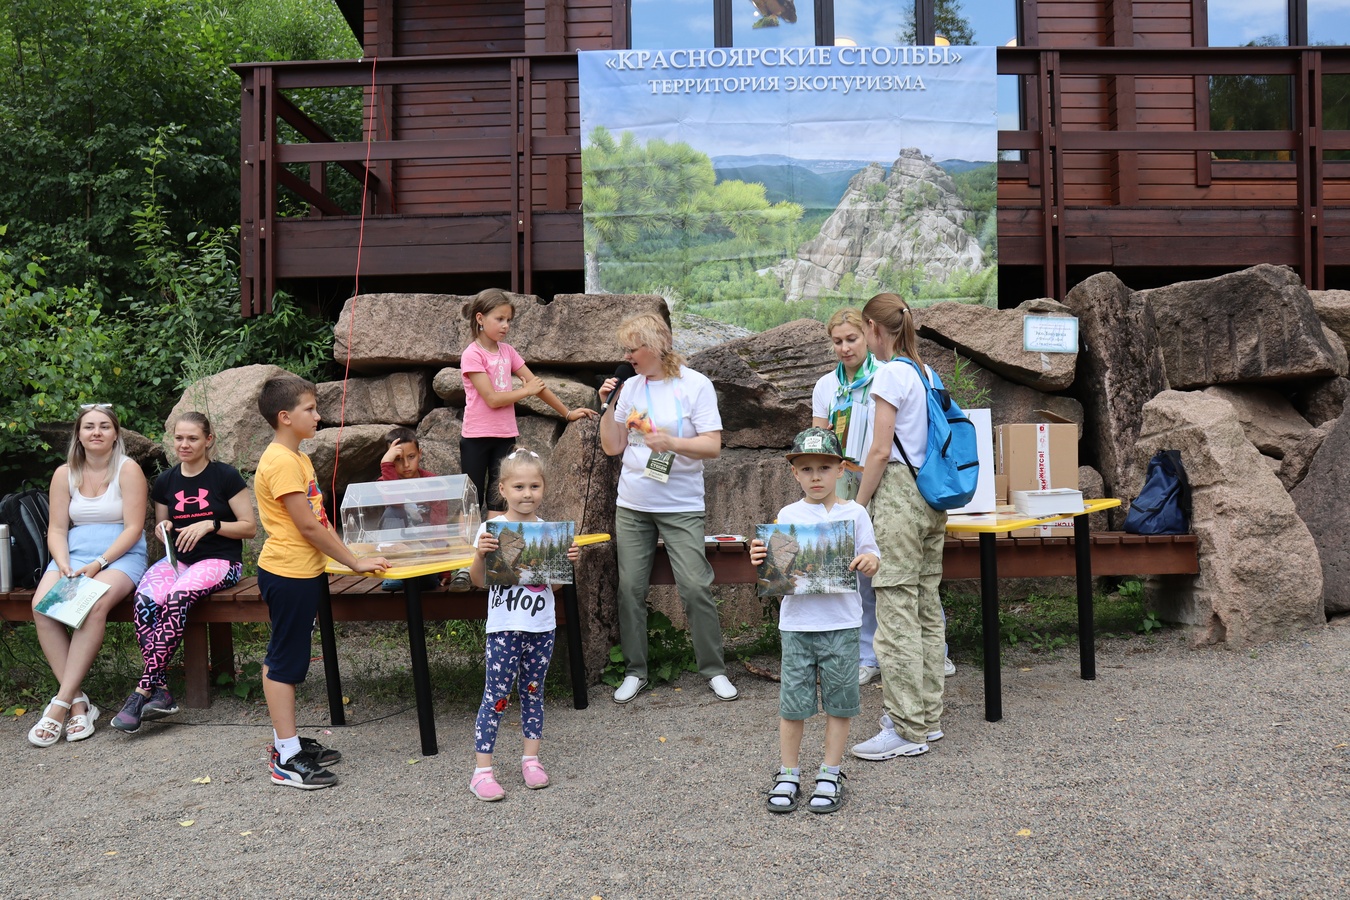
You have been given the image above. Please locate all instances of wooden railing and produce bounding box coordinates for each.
[234,47,1350,314]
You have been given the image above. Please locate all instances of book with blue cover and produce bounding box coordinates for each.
[34,574,110,628]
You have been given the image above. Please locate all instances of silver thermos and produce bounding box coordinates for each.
[0,523,11,592]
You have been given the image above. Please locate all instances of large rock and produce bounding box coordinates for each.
[1311,289,1350,349]
[121,429,167,474]
[432,367,465,407]
[773,149,986,301]
[1276,420,1334,491]
[917,298,1077,391]
[1134,391,1323,646]
[1141,265,1346,389]
[511,294,668,367]
[1290,376,1348,427]
[1201,385,1311,459]
[518,372,600,419]
[300,424,392,511]
[1290,415,1350,614]
[1062,273,1169,511]
[688,320,837,449]
[918,337,1085,434]
[516,416,564,471]
[540,418,623,683]
[167,364,292,471]
[316,371,433,427]
[415,408,463,480]
[333,293,479,372]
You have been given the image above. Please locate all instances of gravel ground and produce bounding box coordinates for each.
[4,622,1349,899]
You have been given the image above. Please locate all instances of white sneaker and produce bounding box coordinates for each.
[709,674,739,701]
[927,729,944,742]
[850,713,929,759]
[944,657,957,677]
[858,665,881,685]
[613,676,647,704]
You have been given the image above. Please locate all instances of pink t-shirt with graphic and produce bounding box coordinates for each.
[461,340,526,438]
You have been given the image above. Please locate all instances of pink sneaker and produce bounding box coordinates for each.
[521,757,550,790]
[470,769,505,802]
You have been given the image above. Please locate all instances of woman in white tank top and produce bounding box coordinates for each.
[27,404,148,747]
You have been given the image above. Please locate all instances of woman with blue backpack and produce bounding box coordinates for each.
[850,292,952,761]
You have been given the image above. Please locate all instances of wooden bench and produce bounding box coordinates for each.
[0,579,587,718]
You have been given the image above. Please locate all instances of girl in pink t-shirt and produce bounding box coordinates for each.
[460,288,596,513]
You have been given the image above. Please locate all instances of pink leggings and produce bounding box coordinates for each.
[133,558,242,692]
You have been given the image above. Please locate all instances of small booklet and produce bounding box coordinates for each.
[34,575,110,629]
[485,521,576,587]
[755,522,857,597]
[158,521,178,569]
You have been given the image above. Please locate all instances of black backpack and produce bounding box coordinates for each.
[1123,450,1191,535]
[1,488,52,589]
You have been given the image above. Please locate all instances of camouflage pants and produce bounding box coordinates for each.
[870,462,947,743]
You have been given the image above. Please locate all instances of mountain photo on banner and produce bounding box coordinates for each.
[578,45,997,332]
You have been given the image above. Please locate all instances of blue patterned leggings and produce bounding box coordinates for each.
[474,629,556,754]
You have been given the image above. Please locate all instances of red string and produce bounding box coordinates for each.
[331,55,380,504]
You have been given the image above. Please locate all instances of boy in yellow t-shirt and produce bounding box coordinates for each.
[254,375,389,789]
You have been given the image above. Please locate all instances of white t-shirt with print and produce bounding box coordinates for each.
[870,359,931,468]
[613,367,723,514]
[475,516,557,634]
[774,498,880,633]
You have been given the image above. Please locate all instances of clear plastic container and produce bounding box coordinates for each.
[339,475,480,566]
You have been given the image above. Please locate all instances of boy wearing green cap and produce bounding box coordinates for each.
[750,427,880,815]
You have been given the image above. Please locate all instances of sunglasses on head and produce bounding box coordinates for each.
[80,403,113,411]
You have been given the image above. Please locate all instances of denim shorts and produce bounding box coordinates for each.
[779,627,861,720]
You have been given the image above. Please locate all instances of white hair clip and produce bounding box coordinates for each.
[506,448,540,459]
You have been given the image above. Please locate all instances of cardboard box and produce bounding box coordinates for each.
[995,423,1079,537]
[950,408,995,515]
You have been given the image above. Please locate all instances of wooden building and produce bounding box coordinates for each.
[234,1,1350,314]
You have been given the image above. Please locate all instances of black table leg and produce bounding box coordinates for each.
[561,584,589,710]
[403,580,438,756]
[1075,512,1097,681]
[979,531,1002,722]
[317,577,345,727]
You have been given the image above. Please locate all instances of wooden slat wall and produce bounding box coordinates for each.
[525,0,617,52]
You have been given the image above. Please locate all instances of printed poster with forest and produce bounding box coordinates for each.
[577,45,997,332]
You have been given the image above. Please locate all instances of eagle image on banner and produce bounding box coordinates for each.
[577,45,997,330]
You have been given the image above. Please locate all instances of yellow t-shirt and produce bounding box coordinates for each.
[255,442,330,578]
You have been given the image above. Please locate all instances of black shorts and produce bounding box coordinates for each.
[258,568,325,684]
[460,435,515,512]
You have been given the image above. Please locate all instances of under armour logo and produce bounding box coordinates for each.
[174,489,210,512]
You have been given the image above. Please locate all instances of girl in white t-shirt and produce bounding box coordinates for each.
[810,308,882,686]
[850,293,949,763]
[467,448,580,801]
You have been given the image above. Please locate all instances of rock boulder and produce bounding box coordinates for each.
[333,293,479,372]
[1062,273,1169,510]
[1276,420,1334,491]
[1141,265,1345,389]
[316,371,433,427]
[1201,385,1311,459]
[432,367,466,407]
[1290,415,1350,614]
[300,425,392,510]
[1290,376,1348,427]
[918,298,1077,391]
[512,294,668,367]
[518,373,600,419]
[1311,289,1350,349]
[415,409,463,481]
[688,320,837,450]
[1134,391,1323,646]
[167,364,292,471]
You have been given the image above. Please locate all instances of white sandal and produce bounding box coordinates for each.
[28,697,71,748]
[64,694,100,743]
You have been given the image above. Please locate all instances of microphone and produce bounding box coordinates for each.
[600,363,636,415]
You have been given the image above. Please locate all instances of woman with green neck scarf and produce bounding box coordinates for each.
[811,308,881,686]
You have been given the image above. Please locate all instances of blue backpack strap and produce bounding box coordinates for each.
[888,356,929,479]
